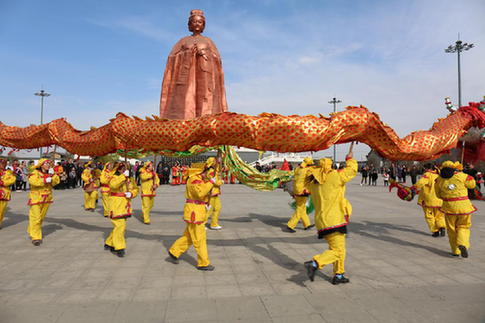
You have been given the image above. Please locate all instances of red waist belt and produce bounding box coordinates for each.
[442,196,469,201]
[101,184,109,188]
[186,199,207,205]
[111,193,125,197]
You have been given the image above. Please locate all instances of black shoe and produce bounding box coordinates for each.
[452,254,460,257]
[168,251,179,264]
[304,224,315,230]
[439,227,446,237]
[116,249,125,258]
[431,231,440,237]
[332,274,350,285]
[90,208,95,212]
[104,244,114,252]
[458,245,468,258]
[284,226,296,233]
[32,240,42,246]
[304,261,317,282]
[197,265,215,271]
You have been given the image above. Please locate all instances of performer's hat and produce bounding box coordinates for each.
[112,162,127,174]
[453,161,463,171]
[441,160,463,171]
[311,158,333,183]
[141,161,152,171]
[35,158,50,168]
[302,157,314,167]
[205,157,216,169]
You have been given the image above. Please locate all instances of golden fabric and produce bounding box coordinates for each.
[0,105,483,161]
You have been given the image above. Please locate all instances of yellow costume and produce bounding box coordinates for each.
[305,157,357,284]
[413,170,445,235]
[100,163,114,217]
[27,159,60,244]
[170,160,216,269]
[0,167,16,228]
[435,161,477,258]
[140,162,160,224]
[81,164,101,211]
[286,157,315,231]
[205,164,223,229]
[105,170,139,255]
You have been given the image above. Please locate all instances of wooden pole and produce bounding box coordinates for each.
[51,145,57,168]
[349,141,355,154]
[460,141,465,165]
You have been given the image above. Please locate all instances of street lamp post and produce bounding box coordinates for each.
[445,38,474,107]
[34,88,51,158]
[328,97,341,162]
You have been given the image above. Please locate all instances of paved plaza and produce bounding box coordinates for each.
[0,179,484,323]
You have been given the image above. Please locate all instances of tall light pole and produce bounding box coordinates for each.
[34,88,51,158]
[445,37,473,107]
[328,97,341,162]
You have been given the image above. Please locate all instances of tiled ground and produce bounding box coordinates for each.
[0,180,484,322]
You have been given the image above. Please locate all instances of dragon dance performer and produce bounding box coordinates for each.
[139,161,160,225]
[0,158,16,229]
[412,163,445,237]
[285,157,316,233]
[81,161,101,212]
[168,158,218,270]
[181,165,188,185]
[435,161,477,258]
[104,162,139,257]
[100,162,115,217]
[304,152,357,285]
[27,158,60,246]
[171,162,180,185]
[205,157,224,230]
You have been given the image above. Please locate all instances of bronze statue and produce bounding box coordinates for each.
[159,9,228,119]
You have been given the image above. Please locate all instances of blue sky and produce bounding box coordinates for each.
[1,0,484,160]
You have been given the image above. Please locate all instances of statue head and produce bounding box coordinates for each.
[188,9,205,33]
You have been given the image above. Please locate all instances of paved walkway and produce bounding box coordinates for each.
[0,181,484,323]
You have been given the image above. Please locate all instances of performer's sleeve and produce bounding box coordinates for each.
[129,177,140,198]
[189,180,214,199]
[414,174,429,190]
[51,174,60,187]
[154,173,160,186]
[81,170,91,183]
[434,179,442,199]
[464,175,476,189]
[140,170,152,181]
[100,171,109,185]
[1,170,16,187]
[29,171,45,188]
[110,175,126,191]
[341,158,358,184]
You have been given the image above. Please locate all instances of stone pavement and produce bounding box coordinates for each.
[0,180,484,323]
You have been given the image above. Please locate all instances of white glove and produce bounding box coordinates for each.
[210,178,217,184]
[124,170,130,177]
[125,192,132,198]
[90,178,94,183]
[48,168,54,175]
[45,177,52,183]
[205,204,212,211]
